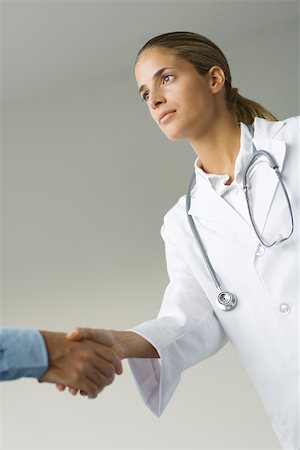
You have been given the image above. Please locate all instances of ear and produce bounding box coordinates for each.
[206,66,226,94]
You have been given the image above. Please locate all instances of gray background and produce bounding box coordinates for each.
[1,0,299,449]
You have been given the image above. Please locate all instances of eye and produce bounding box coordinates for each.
[162,74,174,84]
[142,91,149,102]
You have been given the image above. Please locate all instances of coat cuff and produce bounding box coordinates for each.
[127,328,181,417]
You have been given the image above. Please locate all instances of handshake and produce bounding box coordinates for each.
[39,327,126,399]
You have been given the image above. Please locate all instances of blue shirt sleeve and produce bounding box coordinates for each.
[0,328,49,381]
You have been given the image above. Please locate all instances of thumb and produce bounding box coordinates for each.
[66,327,114,346]
[66,327,82,341]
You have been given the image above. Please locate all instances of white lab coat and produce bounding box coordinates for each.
[128,116,300,450]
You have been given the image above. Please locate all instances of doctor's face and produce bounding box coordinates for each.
[135,47,217,142]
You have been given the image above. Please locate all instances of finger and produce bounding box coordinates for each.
[66,327,81,341]
[92,356,117,383]
[68,387,78,396]
[83,368,112,396]
[56,384,66,391]
[69,370,102,399]
[80,390,88,396]
[93,362,116,387]
[93,345,123,375]
[81,377,100,399]
[67,328,114,347]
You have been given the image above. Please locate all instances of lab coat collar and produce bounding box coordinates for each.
[193,123,256,195]
[252,116,286,139]
[188,118,287,241]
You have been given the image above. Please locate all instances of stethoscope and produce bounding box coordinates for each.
[186,125,294,312]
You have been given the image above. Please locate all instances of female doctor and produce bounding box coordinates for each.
[63,32,299,450]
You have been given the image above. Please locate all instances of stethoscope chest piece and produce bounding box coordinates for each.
[217,291,238,311]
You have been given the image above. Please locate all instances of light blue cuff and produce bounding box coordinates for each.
[0,328,48,380]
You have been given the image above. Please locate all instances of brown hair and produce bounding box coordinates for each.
[136,31,277,124]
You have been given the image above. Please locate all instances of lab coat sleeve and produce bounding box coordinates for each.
[127,220,228,417]
[0,328,48,381]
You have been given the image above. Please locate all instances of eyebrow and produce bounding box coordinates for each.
[138,67,173,95]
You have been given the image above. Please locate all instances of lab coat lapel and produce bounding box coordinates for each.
[188,178,252,238]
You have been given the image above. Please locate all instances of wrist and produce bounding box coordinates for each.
[112,330,159,359]
[110,330,130,359]
[39,331,66,365]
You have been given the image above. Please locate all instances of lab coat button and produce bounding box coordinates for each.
[279,304,291,315]
[256,245,265,256]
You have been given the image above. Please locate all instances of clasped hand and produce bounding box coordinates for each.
[39,328,123,399]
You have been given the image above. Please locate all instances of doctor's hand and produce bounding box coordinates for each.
[39,330,123,399]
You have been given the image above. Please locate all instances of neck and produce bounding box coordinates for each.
[188,112,241,184]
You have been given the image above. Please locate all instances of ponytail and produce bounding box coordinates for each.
[226,84,278,124]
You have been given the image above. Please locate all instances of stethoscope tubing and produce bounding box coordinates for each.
[243,149,294,247]
[186,172,222,292]
[186,125,294,311]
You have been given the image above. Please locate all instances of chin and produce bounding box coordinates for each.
[162,127,184,142]
[167,135,182,142]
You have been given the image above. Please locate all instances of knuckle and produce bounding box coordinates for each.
[76,361,87,374]
[81,347,93,360]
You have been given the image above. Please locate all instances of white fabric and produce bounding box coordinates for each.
[128,116,300,450]
[193,122,253,191]
[193,122,255,223]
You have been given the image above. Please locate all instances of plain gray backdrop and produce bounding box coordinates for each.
[1,0,299,449]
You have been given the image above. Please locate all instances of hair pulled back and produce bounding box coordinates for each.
[136,32,277,124]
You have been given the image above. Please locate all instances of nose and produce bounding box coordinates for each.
[149,90,165,109]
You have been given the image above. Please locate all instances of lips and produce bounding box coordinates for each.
[159,110,176,124]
